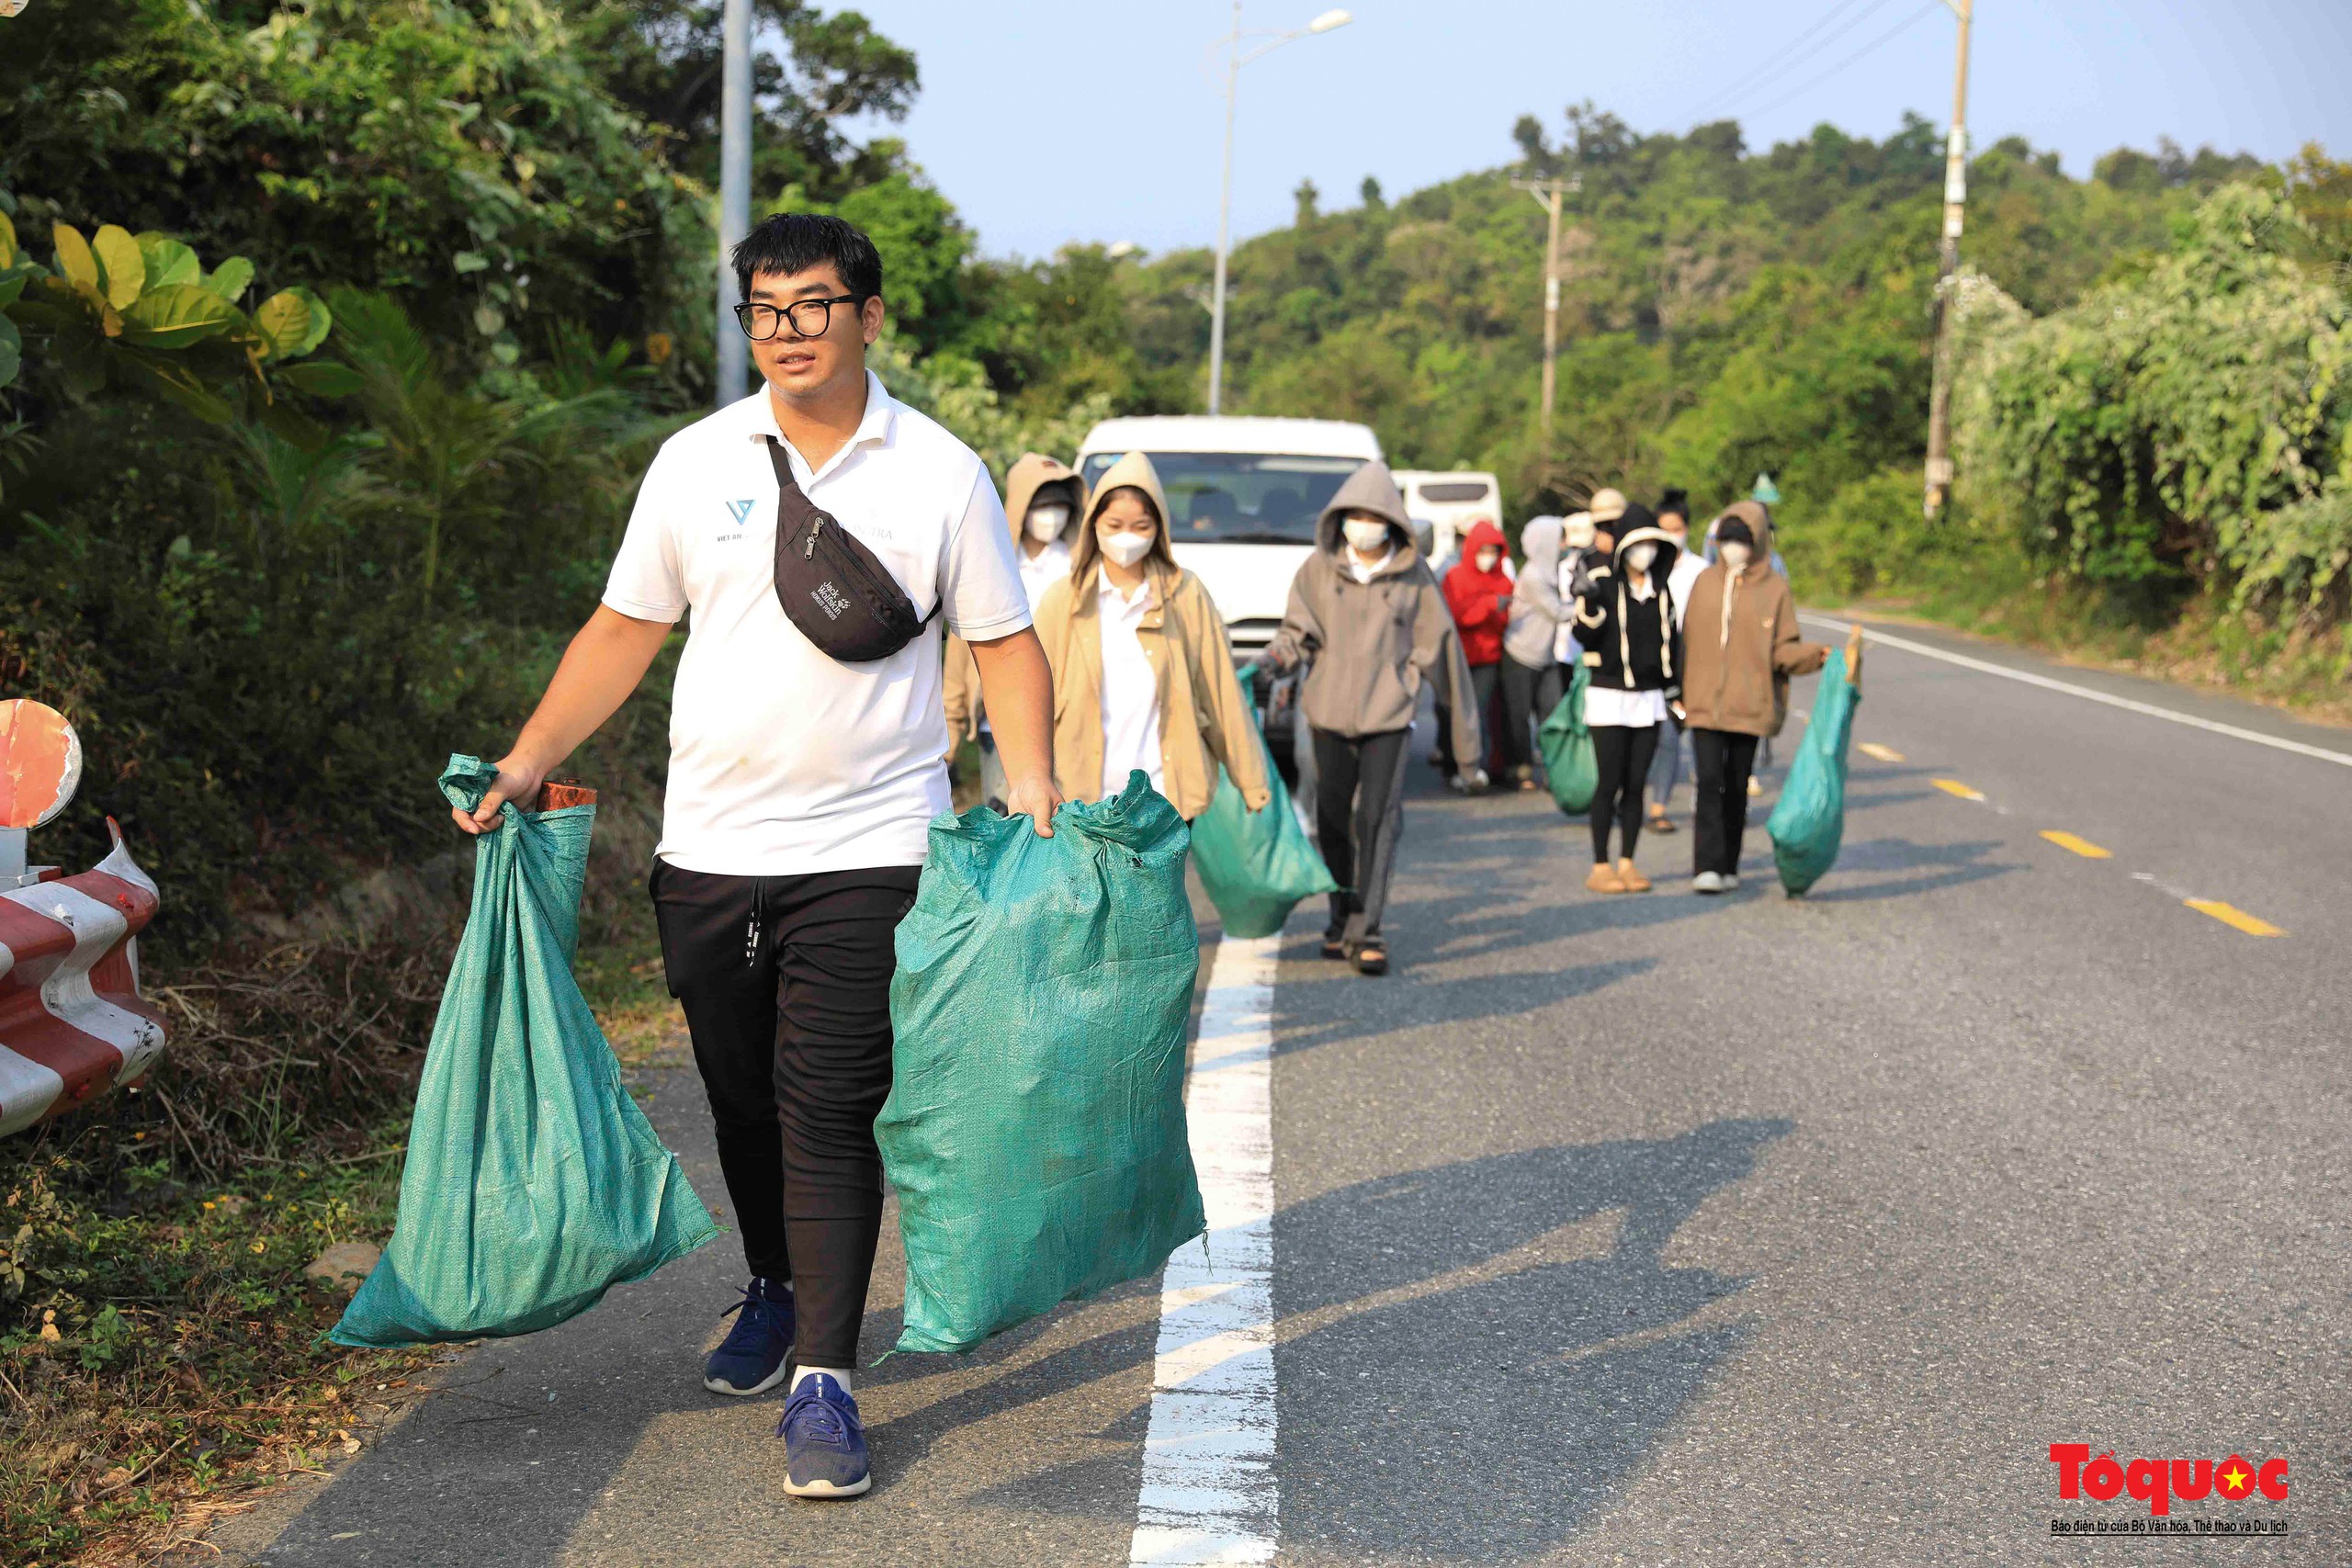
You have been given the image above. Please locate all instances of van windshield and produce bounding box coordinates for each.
[1079,452,1366,543]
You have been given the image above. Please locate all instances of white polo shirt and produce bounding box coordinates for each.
[604,373,1030,874]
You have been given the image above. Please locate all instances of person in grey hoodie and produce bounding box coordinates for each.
[1499,513,1566,791]
[1264,460,1482,976]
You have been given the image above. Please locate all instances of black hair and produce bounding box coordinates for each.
[1713,517,1756,547]
[731,213,883,305]
[1656,486,1690,520]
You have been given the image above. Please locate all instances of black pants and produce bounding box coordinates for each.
[1312,727,1410,948]
[1589,724,1660,863]
[650,859,922,1368]
[1691,728,1762,876]
[1498,654,1560,775]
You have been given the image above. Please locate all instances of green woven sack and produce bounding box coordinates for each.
[877,772,1206,1354]
[331,757,718,1348]
[1767,649,1860,896]
[1188,673,1338,939]
[1538,662,1598,815]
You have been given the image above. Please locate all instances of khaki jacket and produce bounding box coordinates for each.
[943,452,1086,743]
[1678,558,1825,736]
[1035,553,1271,821]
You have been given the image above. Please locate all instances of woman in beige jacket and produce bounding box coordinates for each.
[1032,452,1272,820]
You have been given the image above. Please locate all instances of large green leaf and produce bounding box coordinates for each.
[51,319,108,397]
[251,288,326,360]
[114,352,235,424]
[51,224,98,290]
[202,255,254,303]
[92,225,143,310]
[0,316,19,391]
[276,358,363,398]
[0,268,29,311]
[135,232,203,290]
[120,283,241,349]
[286,286,332,355]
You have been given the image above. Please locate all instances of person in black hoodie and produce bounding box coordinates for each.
[1567,504,1682,893]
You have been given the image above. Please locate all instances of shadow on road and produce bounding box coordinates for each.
[1270,1118,1791,1562]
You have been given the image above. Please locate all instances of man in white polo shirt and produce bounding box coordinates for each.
[452,213,1058,1499]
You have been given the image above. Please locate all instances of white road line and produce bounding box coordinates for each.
[1802,614,2352,771]
[1130,931,1281,1568]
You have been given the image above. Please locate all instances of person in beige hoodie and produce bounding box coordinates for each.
[1677,502,1858,892]
[943,453,1086,808]
[1031,451,1271,822]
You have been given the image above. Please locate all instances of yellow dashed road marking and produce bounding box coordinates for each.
[1856,741,1905,762]
[1931,778,1985,801]
[2040,830,2111,859]
[2185,899,2285,937]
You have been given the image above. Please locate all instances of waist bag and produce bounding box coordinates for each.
[763,434,938,662]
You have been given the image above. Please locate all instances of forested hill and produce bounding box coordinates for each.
[991,107,2263,523]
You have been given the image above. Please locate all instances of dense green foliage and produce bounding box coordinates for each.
[0,4,2345,1555]
[1951,183,2352,619]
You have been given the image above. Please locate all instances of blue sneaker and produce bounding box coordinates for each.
[778,1373,870,1497]
[703,1279,795,1396]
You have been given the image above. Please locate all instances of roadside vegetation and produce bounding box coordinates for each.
[1,1,2345,1560]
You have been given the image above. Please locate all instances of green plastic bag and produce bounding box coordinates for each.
[1767,649,1860,896]
[877,772,1207,1354]
[1188,668,1338,939]
[331,757,718,1348]
[1538,662,1598,815]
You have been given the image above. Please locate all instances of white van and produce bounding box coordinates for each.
[1394,469,1502,570]
[1074,415,1383,657]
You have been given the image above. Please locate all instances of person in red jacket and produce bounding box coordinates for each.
[1440,520,1515,789]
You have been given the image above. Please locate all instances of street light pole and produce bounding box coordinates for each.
[714,0,752,411]
[1207,2,1242,418]
[1204,6,1353,416]
[1922,0,1973,515]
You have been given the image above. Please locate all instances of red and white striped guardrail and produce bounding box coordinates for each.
[0,819,166,1135]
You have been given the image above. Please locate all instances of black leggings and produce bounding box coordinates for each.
[1589,724,1660,863]
[1312,727,1411,948]
[1498,655,1560,774]
[650,859,922,1368]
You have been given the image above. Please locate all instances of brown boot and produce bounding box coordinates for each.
[1617,858,1652,893]
[1586,862,1624,894]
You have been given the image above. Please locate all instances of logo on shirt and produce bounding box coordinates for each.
[724,499,756,528]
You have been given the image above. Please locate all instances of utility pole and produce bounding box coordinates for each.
[1204,6,1352,415]
[1922,0,1973,515]
[714,0,752,410]
[1511,173,1577,438]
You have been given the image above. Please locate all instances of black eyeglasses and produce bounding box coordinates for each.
[733,294,864,342]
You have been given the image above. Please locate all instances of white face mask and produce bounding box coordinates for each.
[1025,502,1069,543]
[1097,528,1153,568]
[1623,542,1657,573]
[1475,548,1502,573]
[1342,518,1392,554]
[1718,541,1753,570]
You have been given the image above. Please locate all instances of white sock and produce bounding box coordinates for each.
[791,1364,854,1394]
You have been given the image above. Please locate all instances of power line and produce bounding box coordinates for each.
[1732,1,1945,123]
[1701,0,1898,116]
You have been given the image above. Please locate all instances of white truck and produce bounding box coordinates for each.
[1073,414,1384,660]
[1393,469,1503,572]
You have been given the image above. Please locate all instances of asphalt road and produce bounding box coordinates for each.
[195,618,2352,1565]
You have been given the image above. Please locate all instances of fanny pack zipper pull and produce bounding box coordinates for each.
[805,516,821,558]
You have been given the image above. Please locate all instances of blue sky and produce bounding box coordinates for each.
[836,0,2352,261]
